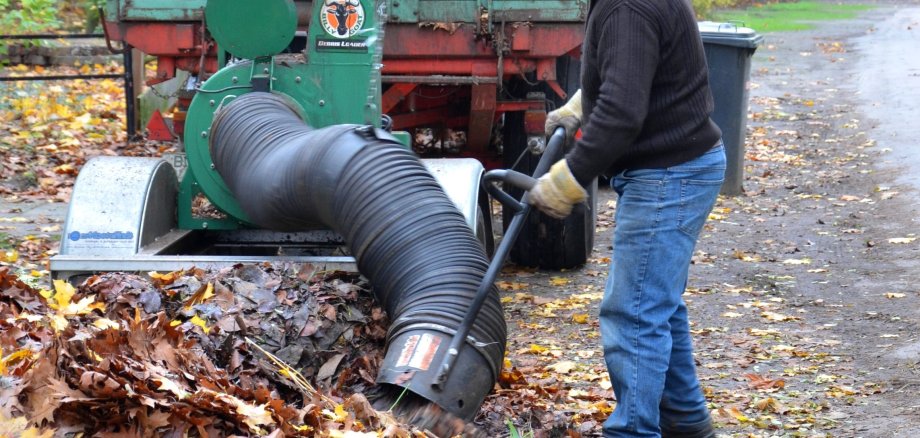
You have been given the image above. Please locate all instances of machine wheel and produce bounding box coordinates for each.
[476,187,496,259]
[501,55,596,269]
[502,110,597,270]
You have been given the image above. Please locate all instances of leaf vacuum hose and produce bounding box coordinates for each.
[209,92,505,420]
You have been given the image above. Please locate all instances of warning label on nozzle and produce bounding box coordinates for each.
[395,333,442,371]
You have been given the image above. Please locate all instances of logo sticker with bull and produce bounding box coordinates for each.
[321,0,365,39]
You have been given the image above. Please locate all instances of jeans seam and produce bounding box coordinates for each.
[628,179,664,433]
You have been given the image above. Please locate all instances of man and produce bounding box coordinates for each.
[528,0,726,437]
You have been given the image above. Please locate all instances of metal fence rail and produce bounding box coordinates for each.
[0,33,137,138]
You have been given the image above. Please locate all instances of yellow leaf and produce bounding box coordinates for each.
[546,360,578,374]
[50,279,76,310]
[826,385,856,398]
[222,395,275,430]
[885,292,907,299]
[722,311,744,318]
[149,270,184,286]
[721,406,750,422]
[79,64,91,75]
[1,249,18,263]
[152,376,189,399]
[761,311,798,322]
[323,404,349,423]
[93,318,121,330]
[34,65,45,74]
[593,400,614,416]
[888,237,917,244]
[753,397,783,413]
[170,320,182,327]
[53,163,76,175]
[528,344,548,354]
[184,282,215,309]
[496,281,529,291]
[549,276,570,286]
[572,313,590,324]
[15,313,43,323]
[781,258,811,265]
[189,315,211,334]
[21,426,54,438]
[328,432,377,438]
[49,314,69,332]
[0,348,33,375]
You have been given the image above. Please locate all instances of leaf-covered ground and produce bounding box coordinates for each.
[4,3,920,437]
[0,264,484,437]
[0,61,175,282]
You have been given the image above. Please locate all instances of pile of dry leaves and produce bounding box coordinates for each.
[0,264,475,437]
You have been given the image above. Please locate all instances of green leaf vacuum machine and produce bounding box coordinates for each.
[53,0,594,421]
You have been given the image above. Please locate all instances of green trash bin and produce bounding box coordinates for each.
[698,21,764,195]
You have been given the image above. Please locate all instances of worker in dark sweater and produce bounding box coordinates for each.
[529,0,724,437]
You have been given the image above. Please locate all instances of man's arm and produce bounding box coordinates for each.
[565,7,660,185]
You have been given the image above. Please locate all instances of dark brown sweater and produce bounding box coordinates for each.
[566,0,722,185]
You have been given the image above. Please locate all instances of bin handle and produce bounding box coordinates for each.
[718,21,744,33]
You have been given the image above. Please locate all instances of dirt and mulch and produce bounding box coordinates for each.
[4,3,920,438]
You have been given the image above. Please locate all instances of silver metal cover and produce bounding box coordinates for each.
[59,157,178,256]
[421,158,484,232]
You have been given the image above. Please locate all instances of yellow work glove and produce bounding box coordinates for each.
[545,89,583,139]
[528,159,588,219]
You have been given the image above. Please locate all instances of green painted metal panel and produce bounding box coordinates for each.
[417,0,479,22]
[388,0,586,24]
[491,0,587,22]
[388,0,419,23]
[206,0,298,59]
[112,0,207,21]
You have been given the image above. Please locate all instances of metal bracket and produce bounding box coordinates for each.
[249,56,275,92]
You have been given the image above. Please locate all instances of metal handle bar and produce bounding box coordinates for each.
[432,126,568,388]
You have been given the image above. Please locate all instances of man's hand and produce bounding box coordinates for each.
[528,159,588,219]
[545,89,583,140]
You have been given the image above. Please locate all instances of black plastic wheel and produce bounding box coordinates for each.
[502,113,597,269]
[476,187,495,259]
[501,54,597,269]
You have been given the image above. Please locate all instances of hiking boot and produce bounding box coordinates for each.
[660,417,716,438]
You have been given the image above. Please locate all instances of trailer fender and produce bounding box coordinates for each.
[59,157,178,258]
[421,159,483,234]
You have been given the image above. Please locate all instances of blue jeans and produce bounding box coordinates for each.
[601,144,726,437]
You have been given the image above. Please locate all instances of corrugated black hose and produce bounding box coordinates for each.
[209,92,505,420]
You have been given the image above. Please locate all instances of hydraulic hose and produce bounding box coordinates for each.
[209,92,505,420]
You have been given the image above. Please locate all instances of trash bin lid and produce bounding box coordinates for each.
[698,21,764,48]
